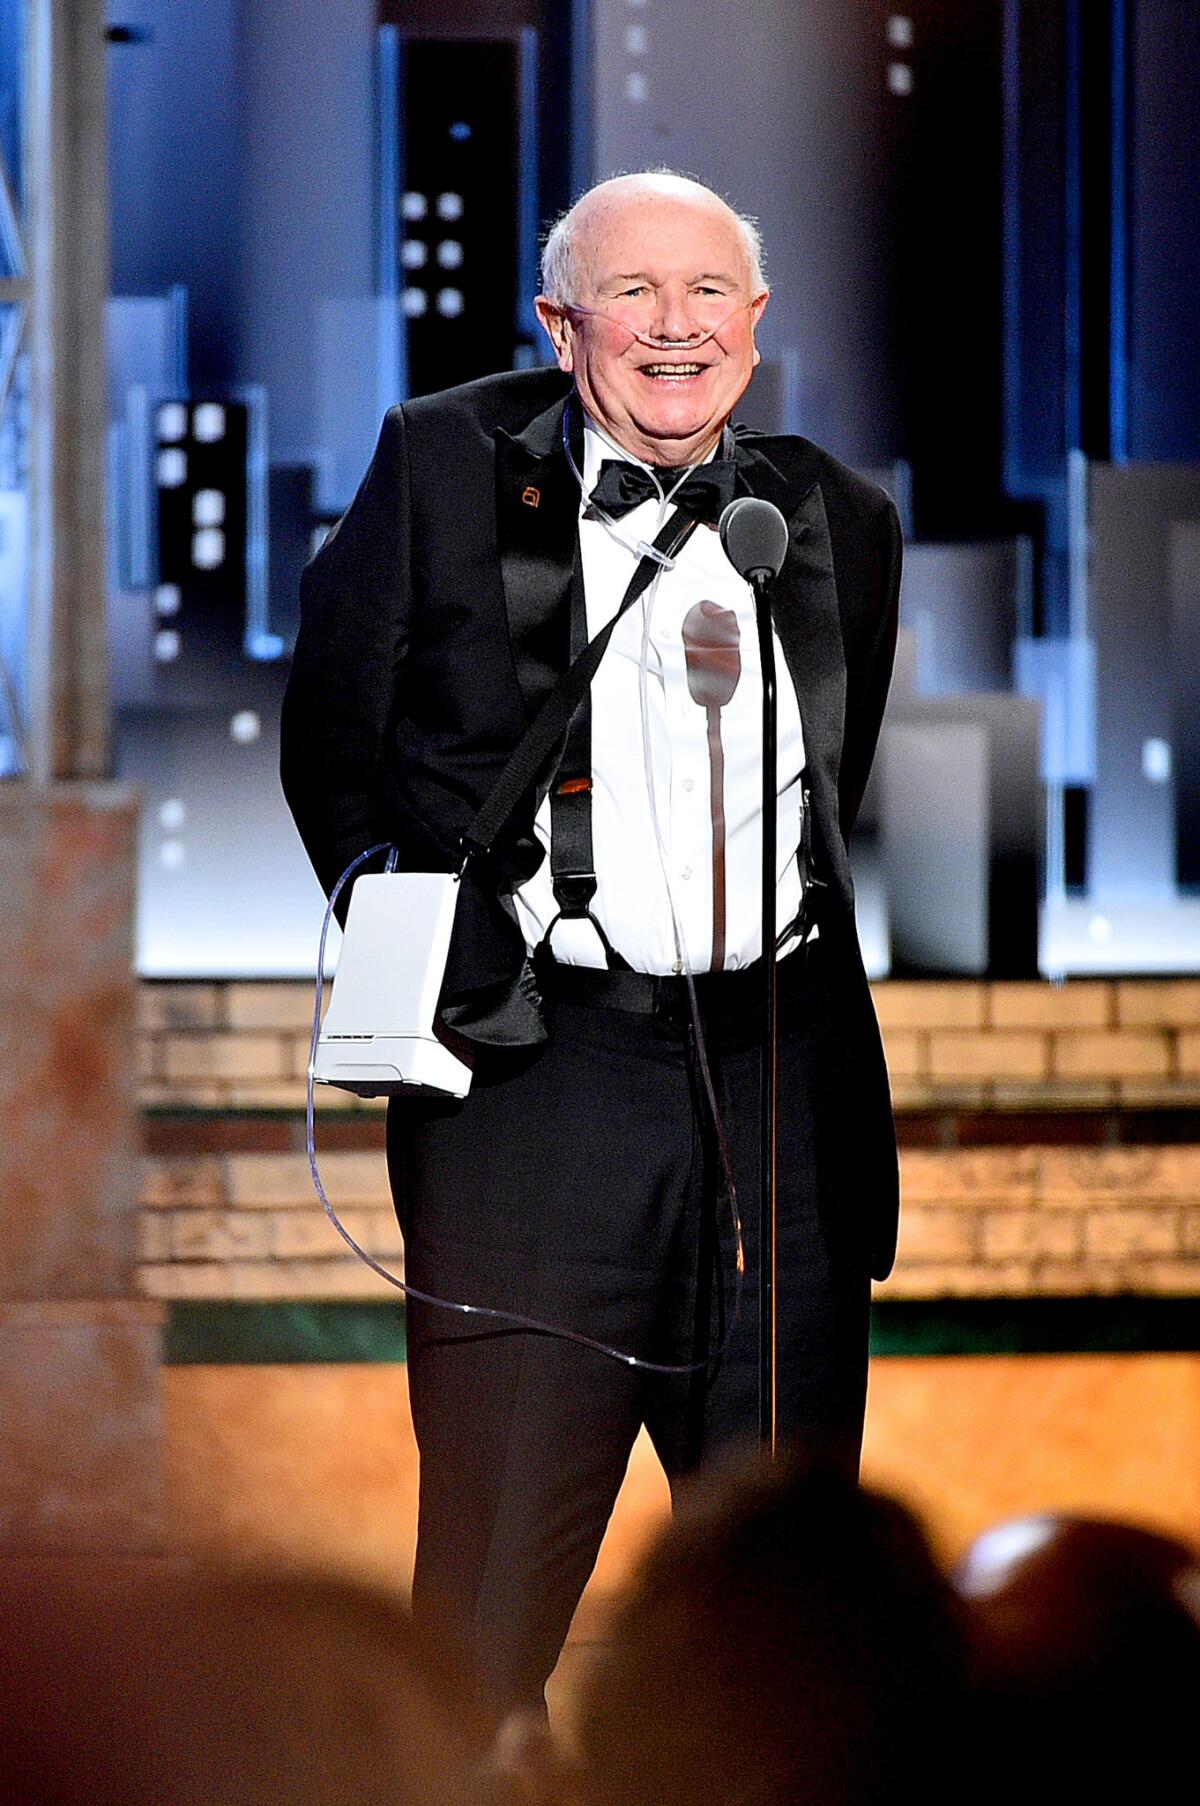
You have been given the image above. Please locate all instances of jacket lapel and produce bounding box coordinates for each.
[494,396,583,720]
[733,431,851,899]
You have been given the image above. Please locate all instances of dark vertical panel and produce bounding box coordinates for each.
[154,403,249,691]
[396,39,520,394]
[1001,0,1071,633]
[1002,0,1140,631]
[1074,0,1116,458]
[1002,2,1068,486]
[884,0,1006,538]
[537,0,585,235]
[1170,524,1200,890]
[861,2,913,468]
[1128,0,1200,461]
[1109,0,1130,461]
[377,0,579,298]
[1063,785,1088,892]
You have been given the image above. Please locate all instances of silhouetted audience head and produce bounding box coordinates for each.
[0,1565,498,1806]
[954,1513,1200,1801]
[575,1448,967,1806]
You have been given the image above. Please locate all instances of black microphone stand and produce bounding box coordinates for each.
[719,493,790,1458]
[750,566,778,1455]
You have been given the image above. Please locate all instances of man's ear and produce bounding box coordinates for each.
[535,297,575,373]
[749,288,769,368]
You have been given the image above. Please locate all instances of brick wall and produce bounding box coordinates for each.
[137,979,1200,1303]
[875,980,1200,1108]
[890,1146,1200,1297]
[141,983,334,1113]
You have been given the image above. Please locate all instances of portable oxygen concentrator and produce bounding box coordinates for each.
[311,870,473,1099]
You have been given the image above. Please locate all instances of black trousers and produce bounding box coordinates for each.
[386,940,872,1706]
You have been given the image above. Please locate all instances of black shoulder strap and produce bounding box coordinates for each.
[547,551,595,919]
[543,566,629,967]
[463,508,700,863]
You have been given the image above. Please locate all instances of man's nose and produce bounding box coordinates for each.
[650,283,701,343]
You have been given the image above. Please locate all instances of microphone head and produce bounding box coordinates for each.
[718,496,790,582]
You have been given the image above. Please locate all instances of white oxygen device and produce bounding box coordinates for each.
[312,870,473,1099]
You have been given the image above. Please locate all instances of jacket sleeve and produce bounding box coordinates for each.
[837,492,901,837]
[279,407,412,899]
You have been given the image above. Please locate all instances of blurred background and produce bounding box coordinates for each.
[1,0,1197,1691]
[3,0,1196,976]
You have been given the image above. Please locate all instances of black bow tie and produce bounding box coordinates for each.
[588,458,737,525]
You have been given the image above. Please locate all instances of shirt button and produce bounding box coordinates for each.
[682,777,695,793]
[681,865,693,880]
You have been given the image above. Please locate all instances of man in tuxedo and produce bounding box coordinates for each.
[281,171,901,1708]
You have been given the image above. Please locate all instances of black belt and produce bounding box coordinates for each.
[534,936,820,1027]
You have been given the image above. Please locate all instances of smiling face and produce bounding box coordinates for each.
[535,179,769,467]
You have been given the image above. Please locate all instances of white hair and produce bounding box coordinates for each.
[539,169,766,303]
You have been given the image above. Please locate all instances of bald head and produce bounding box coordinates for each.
[540,171,765,305]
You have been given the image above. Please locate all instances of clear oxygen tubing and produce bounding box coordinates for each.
[552,295,761,354]
[305,835,741,1375]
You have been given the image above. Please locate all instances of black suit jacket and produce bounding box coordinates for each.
[281,367,902,1275]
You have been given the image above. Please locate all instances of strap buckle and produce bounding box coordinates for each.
[552,871,598,916]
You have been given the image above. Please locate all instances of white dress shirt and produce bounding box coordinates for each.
[513,421,808,974]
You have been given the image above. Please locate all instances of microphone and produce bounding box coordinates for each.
[718,496,789,585]
[682,602,742,974]
[682,600,741,710]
